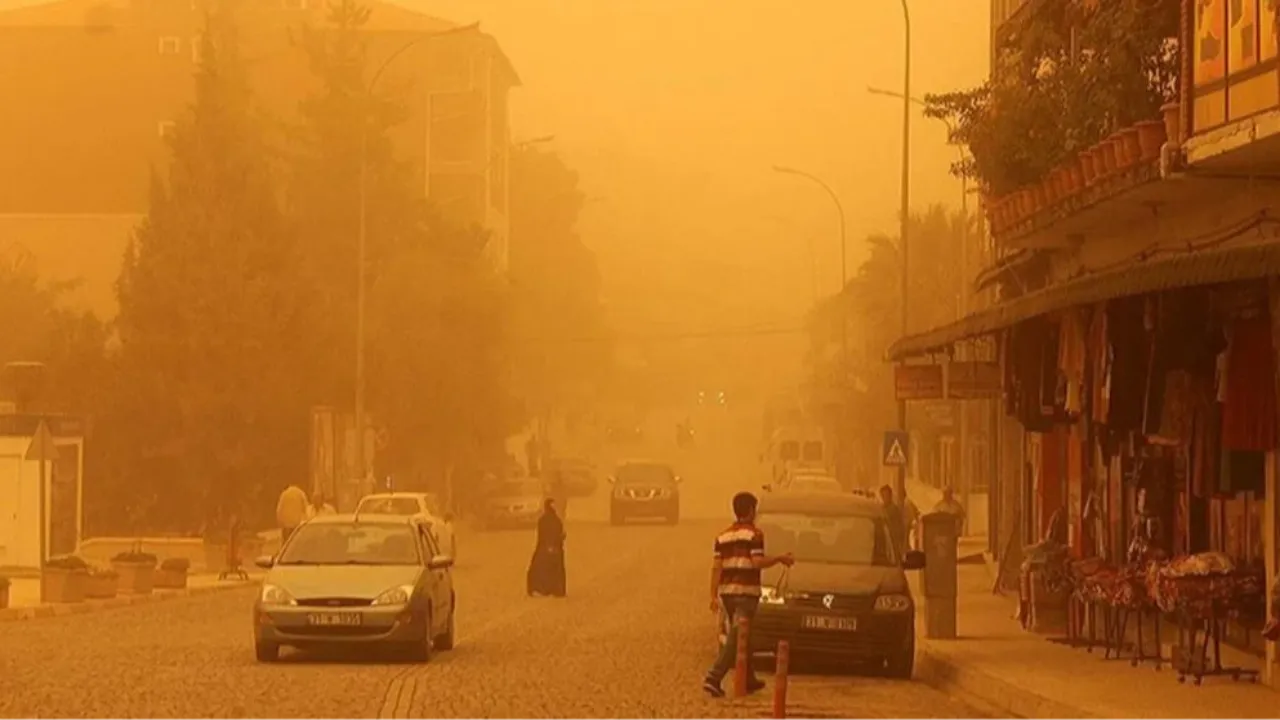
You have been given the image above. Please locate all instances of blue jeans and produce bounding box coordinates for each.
[707,595,760,684]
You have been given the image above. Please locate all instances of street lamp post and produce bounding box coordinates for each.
[772,164,848,362]
[354,23,478,496]
[896,0,911,505]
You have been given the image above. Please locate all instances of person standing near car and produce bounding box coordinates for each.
[703,491,794,698]
[276,485,309,545]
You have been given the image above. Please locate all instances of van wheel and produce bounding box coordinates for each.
[407,612,433,663]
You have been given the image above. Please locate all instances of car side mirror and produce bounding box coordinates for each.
[427,555,454,571]
[254,555,274,570]
[902,550,926,570]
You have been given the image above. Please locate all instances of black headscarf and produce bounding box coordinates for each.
[537,498,564,550]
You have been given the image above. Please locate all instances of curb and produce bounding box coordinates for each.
[915,644,1094,719]
[0,580,258,623]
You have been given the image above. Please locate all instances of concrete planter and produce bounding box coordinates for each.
[0,581,8,609]
[155,567,188,590]
[84,573,118,599]
[111,560,156,595]
[41,568,87,604]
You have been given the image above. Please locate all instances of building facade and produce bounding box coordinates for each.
[0,0,518,316]
[893,0,1280,688]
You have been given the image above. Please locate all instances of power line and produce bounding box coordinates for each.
[514,324,808,344]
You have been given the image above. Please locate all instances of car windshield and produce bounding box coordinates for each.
[757,512,894,566]
[790,478,842,493]
[277,522,420,566]
[356,497,421,516]
[501,480,543,497]
[617,464,674,485]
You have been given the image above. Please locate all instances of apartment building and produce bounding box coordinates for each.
[0,0,519,316]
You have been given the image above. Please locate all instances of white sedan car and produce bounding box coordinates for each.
[354,492,457,560]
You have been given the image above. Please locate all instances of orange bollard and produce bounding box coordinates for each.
[733,614,751,698]
[773,640,790,719]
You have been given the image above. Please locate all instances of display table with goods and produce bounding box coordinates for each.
[1146,552,1264,685]
[1018,541,1072,634]
[1065,556,1111,651]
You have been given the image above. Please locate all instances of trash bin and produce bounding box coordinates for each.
[920,511,959,639]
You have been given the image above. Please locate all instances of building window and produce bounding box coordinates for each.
[158,121,176,139]
[158,36,181,55]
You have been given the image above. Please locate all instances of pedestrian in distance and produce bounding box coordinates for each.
[276,484,309,546]
[526,498,567,598]
[703,491,794,699]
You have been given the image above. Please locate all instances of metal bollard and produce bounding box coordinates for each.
[733,614,751,698]
[772,640,790,719]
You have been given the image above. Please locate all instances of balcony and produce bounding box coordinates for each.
[930,0,1183,250]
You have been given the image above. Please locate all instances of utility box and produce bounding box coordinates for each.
[920,511,959,639]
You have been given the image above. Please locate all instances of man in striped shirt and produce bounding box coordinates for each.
[703,491,794,698]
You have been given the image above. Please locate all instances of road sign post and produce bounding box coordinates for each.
[25,419,57,569]
[882,431,909,468]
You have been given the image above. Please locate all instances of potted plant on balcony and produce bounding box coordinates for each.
[156,557,191,589]
[111,546,157,595]
[42,554,89,603]
[84,566,118,599]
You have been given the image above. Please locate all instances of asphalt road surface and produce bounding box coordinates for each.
[0,519,983,718]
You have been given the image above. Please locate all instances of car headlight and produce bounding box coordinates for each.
[260,584,296,606]
[371,585,415,607]
[874,594,911,612]
[760,586,786,605]
[658,488,672,499]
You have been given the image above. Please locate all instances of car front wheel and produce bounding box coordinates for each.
[435,599,456,651]
[406,612,434,663]
[254,641,279,663]
[885,637,914,679]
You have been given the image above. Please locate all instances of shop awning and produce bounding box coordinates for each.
[887,241,1280,361]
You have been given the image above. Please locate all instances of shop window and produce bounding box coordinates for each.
[968,436,991,493]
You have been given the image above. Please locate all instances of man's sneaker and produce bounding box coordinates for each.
[747,677,767,694]
[702,679,725,698]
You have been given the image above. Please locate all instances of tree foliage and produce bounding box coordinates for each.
[508,146,609,424]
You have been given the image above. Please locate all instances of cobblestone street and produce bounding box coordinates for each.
[0,519,982,718]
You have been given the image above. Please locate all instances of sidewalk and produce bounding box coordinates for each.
[914,561,1279,718]
[1,571,260,622]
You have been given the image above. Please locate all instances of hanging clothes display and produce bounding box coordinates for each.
[1007,319,1057,433]
[1106,297,1147,433]
[1057,309,1087,416]
[1221,315,1278,452]
[1089,304,1111,426]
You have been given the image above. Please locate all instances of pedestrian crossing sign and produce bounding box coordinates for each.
[882,431,909,467]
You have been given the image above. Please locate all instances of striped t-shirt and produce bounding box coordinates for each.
[714,521,766,596]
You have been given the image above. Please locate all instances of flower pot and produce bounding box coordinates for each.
[112,560,155,595]
[1135,120,1167,162]
[41,568,87,603]
[155,568,188,590]
[1062,162,1082,197]
[1161,101,1182,145]
[1080,149,1098,186]
[1116,128,1141,170]
[1097,141,1118,177]
[85,574,118,599]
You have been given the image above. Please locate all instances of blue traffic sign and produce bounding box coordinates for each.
[882,431,909,467]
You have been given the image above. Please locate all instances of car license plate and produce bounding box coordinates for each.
[802,615,857,631]
[307,612,362,627]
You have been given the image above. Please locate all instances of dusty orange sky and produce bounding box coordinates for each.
[414,0,990,336]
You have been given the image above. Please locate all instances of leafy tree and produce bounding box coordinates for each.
[508,146,610,432]
[291,0,520,496]
[115,6,309,533]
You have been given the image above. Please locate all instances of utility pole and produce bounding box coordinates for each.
[896,0,912,505]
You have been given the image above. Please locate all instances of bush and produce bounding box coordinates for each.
[160,557,191,572]
[111,550,158,565]
[46,555,90,571]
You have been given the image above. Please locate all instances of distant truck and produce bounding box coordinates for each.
[760,425,829,485]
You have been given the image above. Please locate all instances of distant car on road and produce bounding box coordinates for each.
[478,476,546,530]
[717,491,924,677]
[609,459,681,525]
[355,492,456,560]
[252,514,456,663]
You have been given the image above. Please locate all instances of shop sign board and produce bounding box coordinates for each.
[947,361,1001,399]
[895,364,944,401]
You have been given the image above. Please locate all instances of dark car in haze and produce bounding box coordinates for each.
[609,460,680,525]
[717,491,924,677]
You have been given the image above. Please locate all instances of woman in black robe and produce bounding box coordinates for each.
[526,498,567,597]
